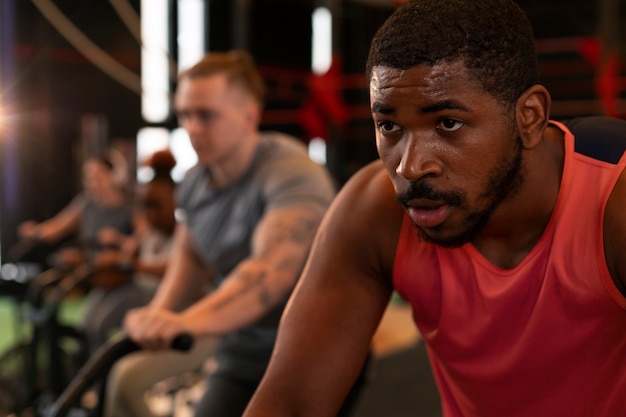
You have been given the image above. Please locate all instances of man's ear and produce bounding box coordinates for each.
[246,99,262,128]
[515,84,551,150]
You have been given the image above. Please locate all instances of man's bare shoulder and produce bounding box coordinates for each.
[321,160,404,275]
[341,159,399,212]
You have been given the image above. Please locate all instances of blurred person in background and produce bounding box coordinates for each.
[105,50,367,417]
[83,149,179,349]
[18,152,136,353]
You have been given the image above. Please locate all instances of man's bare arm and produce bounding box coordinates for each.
[244,161,403,417]
[19,197,84,243]
[123,222,216,348]
[180,205,323,335]
[148,223,215,312]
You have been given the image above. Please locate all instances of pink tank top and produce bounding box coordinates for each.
[393,121,626,417]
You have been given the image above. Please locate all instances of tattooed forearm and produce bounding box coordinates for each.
[277,256,302,272]
[258,213,319,257]
[211,209,321,316]
[213,269,272,311]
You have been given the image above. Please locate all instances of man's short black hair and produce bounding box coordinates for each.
[366,0,539,107]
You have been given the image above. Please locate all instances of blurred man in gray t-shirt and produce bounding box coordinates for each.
[106,51,366,417]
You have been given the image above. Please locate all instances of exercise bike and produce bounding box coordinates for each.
[45,333,193,417]
[0,263,92,416]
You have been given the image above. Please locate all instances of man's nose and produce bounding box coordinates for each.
[182,115,203,136]
[395,134,443,181]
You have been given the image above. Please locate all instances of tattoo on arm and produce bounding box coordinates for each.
[212,211,320,313]
[258,214,318,257]
[213,269,272,311]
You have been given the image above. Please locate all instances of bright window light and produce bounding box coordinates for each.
[136,127,170,183]
[141,0,170,122]
[170,127,198,182]
[136,127,197,184]
[311,7,332,75]
[177,0,206,74]
[308,137,327,165]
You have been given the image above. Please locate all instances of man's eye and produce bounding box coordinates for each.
[437,118,465,132]
[197,111,214,123]
[377,121,400,133]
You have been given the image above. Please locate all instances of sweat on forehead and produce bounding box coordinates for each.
[366,0,539,106]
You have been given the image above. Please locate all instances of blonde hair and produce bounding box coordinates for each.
[178,50,266,108]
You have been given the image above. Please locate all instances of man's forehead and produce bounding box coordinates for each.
[369,66,405,92]
[369,62,467,91]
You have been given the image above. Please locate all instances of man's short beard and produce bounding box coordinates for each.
[417,136,525,248]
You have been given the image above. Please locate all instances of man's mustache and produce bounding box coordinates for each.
[396,181,463,208]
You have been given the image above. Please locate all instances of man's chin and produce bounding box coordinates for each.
[415,225,474,248]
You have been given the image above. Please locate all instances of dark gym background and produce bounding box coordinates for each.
[1,0,625,262]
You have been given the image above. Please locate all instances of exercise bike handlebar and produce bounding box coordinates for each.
[46,332,193,417]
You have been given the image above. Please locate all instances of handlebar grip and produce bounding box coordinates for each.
[171,333,194,352]
[46,332,194,417]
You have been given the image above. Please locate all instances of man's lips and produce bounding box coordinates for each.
[406,201,451,229]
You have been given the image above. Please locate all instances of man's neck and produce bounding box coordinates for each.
[207,132,260,190]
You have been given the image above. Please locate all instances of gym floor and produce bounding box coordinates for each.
[352,302,442,417]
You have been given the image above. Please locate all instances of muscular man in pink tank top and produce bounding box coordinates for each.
[242,1,626,416]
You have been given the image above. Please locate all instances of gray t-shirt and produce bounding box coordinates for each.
[177,131,336,380]
[76,194,134,255]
